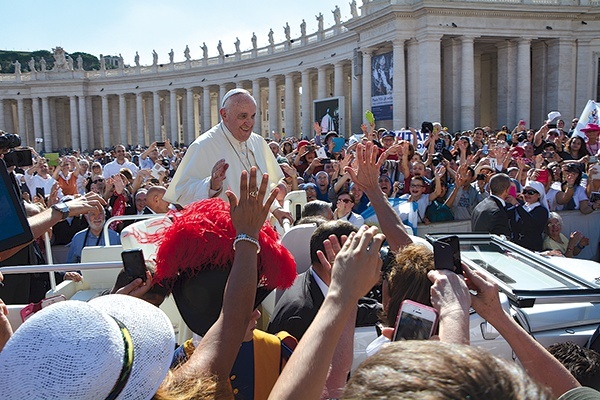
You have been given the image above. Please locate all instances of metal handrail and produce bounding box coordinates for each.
[0,261,123,275]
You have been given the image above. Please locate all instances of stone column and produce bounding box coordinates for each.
[252,80,262,135]
[301,69,312,138]
[153,91,161,141]
[285,73,296,136]
[69,96,80,150]
[136,93,145,146]
[0,99,4,131]
[31,97,42,151]
[118,94,127,145]
[203,87,212,133]
[351,56,362,133]
[186,88,195,144]
[361,50,372,122]
[460,36,476,131]
[516,38,531,125]
[554,38,575,119]
[406,39,418,127]
[416,34,442,124]
[219,84,227,112]
[574,39,593,114]
[101,95,110,148]
[317,66,328,99]
[393,39,406,131]
[334,62,344,98]
[497,40,517,128]
[268,76,278,135]
[443,39,461,132]
[16,98,25,137]
[78,96,89,151]
[41,97,52,153]
[170,89,178,144]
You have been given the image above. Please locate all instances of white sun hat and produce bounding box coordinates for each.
[0,294,175,400]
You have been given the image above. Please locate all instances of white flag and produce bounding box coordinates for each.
[573,100,600,139]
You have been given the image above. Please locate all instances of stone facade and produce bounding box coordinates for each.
[0,0,599,152]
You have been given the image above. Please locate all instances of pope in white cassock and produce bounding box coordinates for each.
[164,89,293,224]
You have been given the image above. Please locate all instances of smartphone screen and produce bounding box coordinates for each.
[393,300,438,341]
[35,187,45,198]
[121,249,147,282]
[156,142,165,147]
[433,235,462,274]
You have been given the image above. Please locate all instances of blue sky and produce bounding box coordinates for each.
[2,0,346,65]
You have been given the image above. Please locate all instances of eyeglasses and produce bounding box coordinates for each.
[522,189,539,195]
[337,198,353,204]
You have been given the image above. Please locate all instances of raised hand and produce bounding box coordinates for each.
[210,159,229,191]
[226,167,278,238]
[328,225,385,302]
[345,142,385,194]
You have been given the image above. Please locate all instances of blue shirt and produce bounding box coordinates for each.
[66,228,121,263]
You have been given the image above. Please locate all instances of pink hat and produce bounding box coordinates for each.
[581,123,600,133]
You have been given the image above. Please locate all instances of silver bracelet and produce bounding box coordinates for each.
[233,233,260,253]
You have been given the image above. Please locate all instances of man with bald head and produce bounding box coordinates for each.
[165,89,292,223]
[143,186,170,214]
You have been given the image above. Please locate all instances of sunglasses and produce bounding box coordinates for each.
[522,189,539,196]
[338,198,353,204]
[92,179,104,184]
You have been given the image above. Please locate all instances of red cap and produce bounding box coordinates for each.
[297,140,310,150]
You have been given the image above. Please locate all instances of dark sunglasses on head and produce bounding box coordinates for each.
[522,189,538,195]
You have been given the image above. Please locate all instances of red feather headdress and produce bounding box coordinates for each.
[151,198,297,290]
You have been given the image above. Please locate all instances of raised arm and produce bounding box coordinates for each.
[346,142,412,251]
[178,168,278,379]
[268,226,385,400]
[464,266,580,397]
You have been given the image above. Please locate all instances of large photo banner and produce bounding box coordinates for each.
[371,52,393,121]
[314,97,345,135]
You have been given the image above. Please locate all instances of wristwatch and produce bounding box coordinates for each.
[52,202,70,221]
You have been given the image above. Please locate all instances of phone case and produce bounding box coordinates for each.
[20,295,66,322]
[393,300,439,341]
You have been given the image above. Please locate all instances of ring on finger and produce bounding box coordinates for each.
[249,190,259,198]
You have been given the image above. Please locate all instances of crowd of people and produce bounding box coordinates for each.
[0,88,599,398]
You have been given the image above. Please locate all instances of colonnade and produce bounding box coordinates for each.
[0,0,597,153]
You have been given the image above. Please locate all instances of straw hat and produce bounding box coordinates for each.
[0,295,175,400]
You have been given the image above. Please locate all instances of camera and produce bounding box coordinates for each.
[0,132,21,149]
[431,153,443,167]
[161,159,170,167]
[476,174,486,181]
[517,133,527,142]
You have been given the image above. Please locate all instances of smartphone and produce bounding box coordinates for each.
[482,145,489,155]
[320,158,332,164]
[590,156,598,163]
[156,141,165,147]
[35,187,45,198]
[432,235,463,274]
[121,248,148,282]
[393,300,439,341]
[590,192,600,203]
